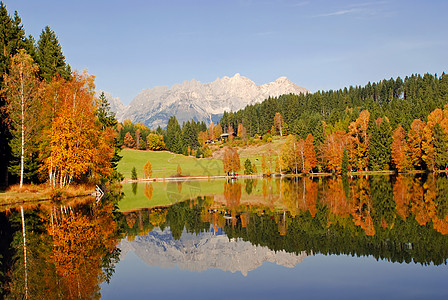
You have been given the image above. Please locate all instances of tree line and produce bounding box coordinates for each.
[0,2,119,188]
[118,72,448,175]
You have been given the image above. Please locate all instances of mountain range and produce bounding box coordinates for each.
[119,227,309,276]
[102,73,309,129]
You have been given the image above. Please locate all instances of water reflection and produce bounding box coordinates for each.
[119,175,448,266]
[0,192,122,299]
[2,175,448,298]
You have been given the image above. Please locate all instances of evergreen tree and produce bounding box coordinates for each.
[96,92,122,179]
[369,118,392,171]
[165,116,182,154]
[36,26,71,81]
[244,159,253,175]
[181,120,199,152]
[0,2,27,187]
[433,123,448,169]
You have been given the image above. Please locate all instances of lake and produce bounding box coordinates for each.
[1,174,448,299]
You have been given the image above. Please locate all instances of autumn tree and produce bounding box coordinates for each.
[274,112,284,136]
[43,72,114,187]
[176,164,182,176]
[214,123,223,140]
[261,153,267,174]
[422,108,448,170]
[237,123,247,140]
[322,131,349,173]
[348,110,370,171]
[146,133,165,150]
[223,147,240,175]
[208,121,216,140]
[143,161,152,178]
[391,125,410,172]
[3,50,41,187]
[281,134,300,173]
[304,134,317,173]
[135,129,141,150]
[408,119,426,170]
[123,132,135,148]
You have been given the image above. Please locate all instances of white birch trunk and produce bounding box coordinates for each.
[21,206,28,299]
[20,62,25,188]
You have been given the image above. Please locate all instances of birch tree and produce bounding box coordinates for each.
[3,49,41,187]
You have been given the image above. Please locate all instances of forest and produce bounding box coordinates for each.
[0,2,120,189]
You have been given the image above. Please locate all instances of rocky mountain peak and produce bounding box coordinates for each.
[106,74,309,129]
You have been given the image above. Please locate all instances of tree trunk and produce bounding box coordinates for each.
[21,206,28,299]
[20,62,25,188]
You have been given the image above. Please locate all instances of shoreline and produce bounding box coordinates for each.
[121,169,432,183]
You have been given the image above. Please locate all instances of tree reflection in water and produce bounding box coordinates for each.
[3,175,448,298]
[119,174,448,266]
[0,191,122,299]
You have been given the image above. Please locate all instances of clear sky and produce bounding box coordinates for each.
[6,0,448,105]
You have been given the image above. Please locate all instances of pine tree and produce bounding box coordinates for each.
[244,159,253,175]
[165,116,182,153]
[36,26,71,82]
[96,92,122,175]
[368,117,392,171]
[0,2,27,186]
[181,120,199,153]
[433,123,448,169]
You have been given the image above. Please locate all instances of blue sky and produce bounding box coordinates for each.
[6,0,448,105]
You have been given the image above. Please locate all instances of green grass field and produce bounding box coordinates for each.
[117,149,225,179]
[119,179,228,211]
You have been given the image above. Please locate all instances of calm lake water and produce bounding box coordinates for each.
[1,175,448,299]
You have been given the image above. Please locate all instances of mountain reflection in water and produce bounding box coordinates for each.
[119,227,308,276]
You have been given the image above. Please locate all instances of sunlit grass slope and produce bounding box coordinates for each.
[117,149,225,179]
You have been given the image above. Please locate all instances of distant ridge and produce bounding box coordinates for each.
[103,74,309,128]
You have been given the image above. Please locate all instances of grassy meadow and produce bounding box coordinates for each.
[117,137,287,179]
[117,149,225,179]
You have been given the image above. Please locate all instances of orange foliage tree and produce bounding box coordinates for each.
[391,125,411,172]
[42,72,114,187]
[408,119,426,170]
[223,147,241,175]
[321,130,348,173]
[124,132,135,148]
[348,110,370,171]
[274,112,284,136]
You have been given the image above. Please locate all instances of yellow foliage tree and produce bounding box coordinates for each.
[43,72,114,187]
[143,160,152,178]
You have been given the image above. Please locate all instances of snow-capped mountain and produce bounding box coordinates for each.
[119,227,309,276]
[104,74,309,129]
